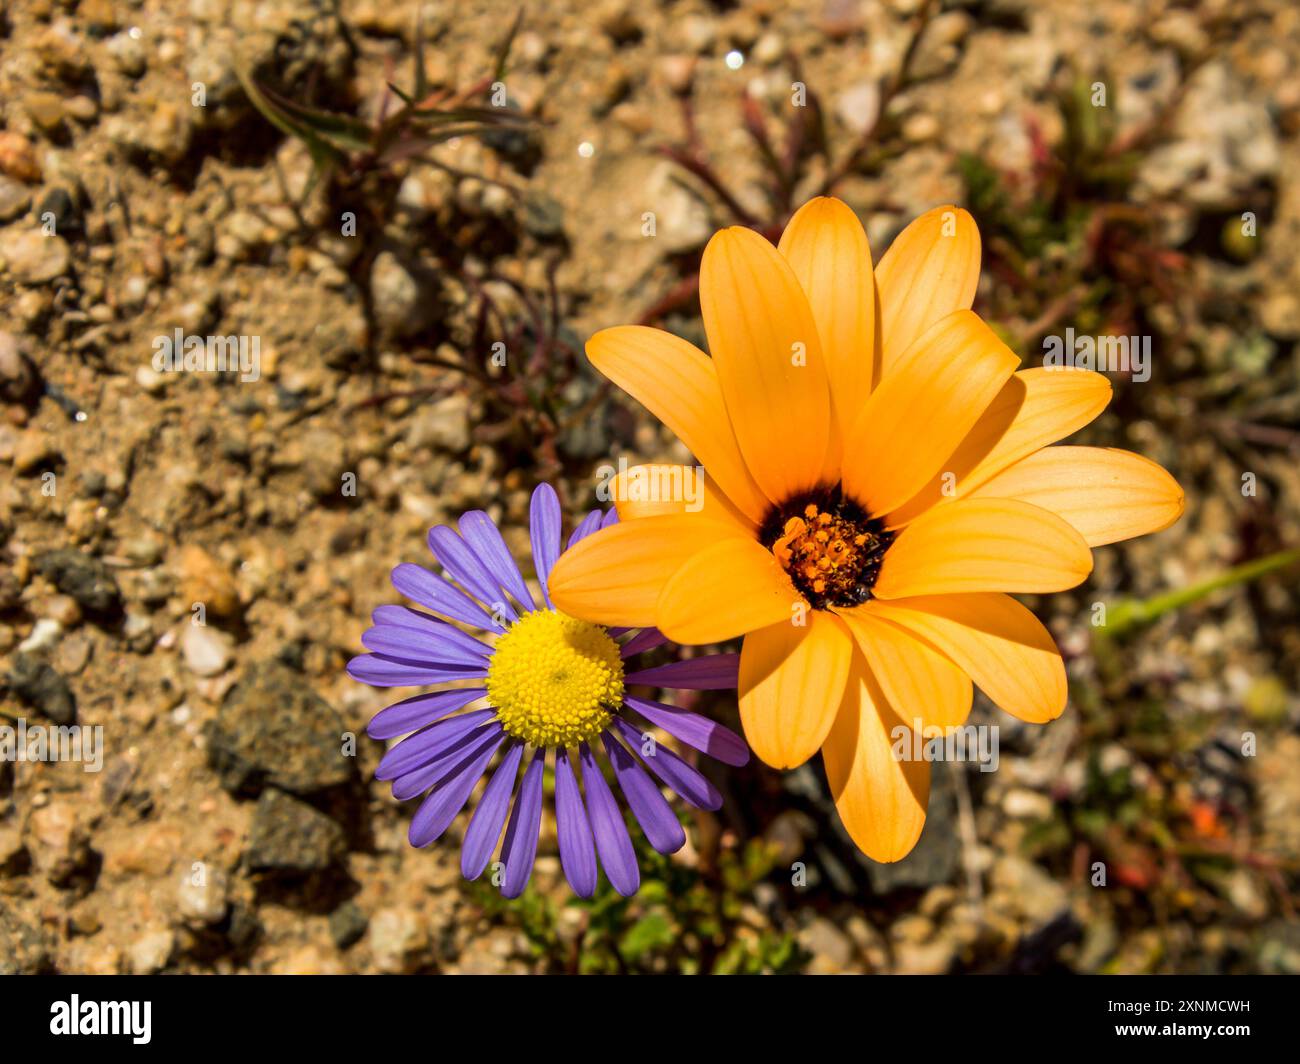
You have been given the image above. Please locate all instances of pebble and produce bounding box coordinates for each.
[835,82,881,134]
[106,30,148,77]
[0,176,32,222]
[0,821,27,873]
[644,161,712,254]
[35,550,122,616]
[6,653,77,724]
[894,938,959,975]
[207,662,354,795]
[121,611,154,652]
[176,866,230,926]
[405,393,472,453]
[368,908,431,974]
[53,632,92,675]
[26,800,93,886]
[902,113,941,144]
[0,131,41,182]
[39,594,82,627]
[1002,788,1054,819]
[328,902,370,950]
[798,916,856,974]
[24,91,66,136]
[17,617,62,654]
[245,788,347,873]
[989,855,1068,927]
[64,95,99,123]
[0,331,39,404]
[179,623,233,677]
[0,229,71,284]
[128,930,174,974]
[104,103,192,165]
[0,909,52,974]
[370,251,432,338]
[178,544,241,618]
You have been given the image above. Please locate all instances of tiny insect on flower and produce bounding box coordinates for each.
[348,484,749,898]
[547,197,1184,863]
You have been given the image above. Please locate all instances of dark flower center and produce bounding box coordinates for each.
[759,486,895,610]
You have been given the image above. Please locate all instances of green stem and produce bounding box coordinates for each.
[1103,547,1300,638]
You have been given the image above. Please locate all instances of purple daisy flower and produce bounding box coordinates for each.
[348,483,749,899]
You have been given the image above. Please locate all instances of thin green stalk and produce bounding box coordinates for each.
[1102,547,1300,639]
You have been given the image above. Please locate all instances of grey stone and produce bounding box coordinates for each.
[328,901,369,949]
[6,653,76,724]
[35,549,122,617]
[207,662,354,796]
[245,788,346,873]
[0,908,53,974]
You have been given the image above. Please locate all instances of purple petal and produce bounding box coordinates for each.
[361,625,488,669]
[346,654,487,688]
[529,483,561,606]
[611,717,722,811]
[391,721,501,800]
[579,742,639,896]
[408,729,506,847]
[460,741,525,880]
[500,748,546,898]
[459,510,536,612]
[567,509,603,549]
[372,605,493,656]
[625,654,740,691]
[619,628,668,660]
[428,526,519,624]
[554,747,597,898]
[390,563,502,632]
[625,695,750,766]
[376,708,496,781]
[367,687,486,740]
[601,508,619,529]
[601,732,685,856]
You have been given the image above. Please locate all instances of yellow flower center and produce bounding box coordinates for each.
[762,491,894,610]
[486,609,625,747]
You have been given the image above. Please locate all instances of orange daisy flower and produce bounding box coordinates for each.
[549,197,1184,862]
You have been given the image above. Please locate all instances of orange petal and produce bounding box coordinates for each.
[967,446,1185,546]
[875,205,981,377]
[864,593,1067,723]
[549,514,740,628]
[608,463,758,536]
[738,610,853,769]
[822,655,930,862]
[699,226,830,503]
[587,326,769,522]
[875,498,1093,598]
[656,536,800,644]
[777,197,877,473]
[886,367,1113,527]
[836,607,972,731]
[841,310,1019,515]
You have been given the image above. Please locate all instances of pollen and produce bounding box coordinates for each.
[762,490,895,610]
[486,609,624,748]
